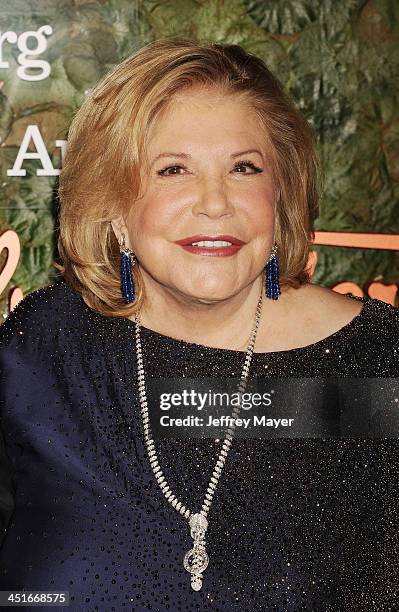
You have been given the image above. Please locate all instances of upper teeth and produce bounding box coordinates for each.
[191,240,233,247]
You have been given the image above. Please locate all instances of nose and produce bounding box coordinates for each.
[191,178,234,219]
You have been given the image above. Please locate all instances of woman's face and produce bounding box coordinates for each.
[117,87,278,305]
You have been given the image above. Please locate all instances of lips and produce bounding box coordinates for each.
[174,234,246,257]
[174,235,245,246]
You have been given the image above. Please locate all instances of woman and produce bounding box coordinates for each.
[0,38,398,611]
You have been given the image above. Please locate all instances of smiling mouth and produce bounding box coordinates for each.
[175,241,245,257]
[190,240,233,247]
[174,234,246,246]
[173,235,246,256]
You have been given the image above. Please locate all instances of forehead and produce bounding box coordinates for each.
[170,87,243,110]
[146,88,267,152]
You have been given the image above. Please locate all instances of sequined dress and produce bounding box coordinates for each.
[0,281,398,612]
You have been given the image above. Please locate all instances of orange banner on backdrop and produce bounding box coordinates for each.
[313,232,399,306]
[314,231,399,251]
[1,229,398,312]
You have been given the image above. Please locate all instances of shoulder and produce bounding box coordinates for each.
[283,283,398,374]
[2,281,74,320]
[347,296,399,376]
[0,281,131,357]
[316,285,399,374]
[269,283,366,350]
[292,283,365,321]
[292,282,398,331]
[0,281,105,356]
[0,282,77,346]
[349,292,399,337]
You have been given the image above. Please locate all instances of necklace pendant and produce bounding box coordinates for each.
[183,513,209,591]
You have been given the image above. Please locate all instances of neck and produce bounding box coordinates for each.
[132,272,267,351]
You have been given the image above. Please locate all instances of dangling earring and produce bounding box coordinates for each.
[264,242,281,300]
[119,231,137,303]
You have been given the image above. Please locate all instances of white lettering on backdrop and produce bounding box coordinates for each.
[0,25,53,81]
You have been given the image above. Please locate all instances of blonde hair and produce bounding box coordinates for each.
[56,37,321,318]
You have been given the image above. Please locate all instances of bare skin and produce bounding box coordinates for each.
[248,282,363,353]
[111,86,363,354]
[125,281,363,353]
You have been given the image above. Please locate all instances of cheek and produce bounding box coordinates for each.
[244,191,275,231]
[129,196,178,240]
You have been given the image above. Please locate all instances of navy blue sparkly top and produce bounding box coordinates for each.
[0,281,398,611]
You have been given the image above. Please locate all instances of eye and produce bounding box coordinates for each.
[157,164,187,176]
[233,160,263,174]
[157,160,263,177]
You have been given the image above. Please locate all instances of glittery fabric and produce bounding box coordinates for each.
[0,280,398,611]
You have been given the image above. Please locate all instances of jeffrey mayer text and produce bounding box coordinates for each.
[160,415,295,429]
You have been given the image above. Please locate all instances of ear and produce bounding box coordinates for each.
[110,215,131,248]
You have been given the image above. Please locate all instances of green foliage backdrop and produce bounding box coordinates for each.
[1,0,398,316]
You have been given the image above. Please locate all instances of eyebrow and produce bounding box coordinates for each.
[151,149,264,164]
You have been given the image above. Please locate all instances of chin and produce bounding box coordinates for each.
[180,287,240,304]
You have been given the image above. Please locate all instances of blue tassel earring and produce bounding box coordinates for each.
[265,242,281,300]
[119,232,137,303]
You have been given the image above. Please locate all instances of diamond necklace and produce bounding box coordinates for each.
[133,291,263,591]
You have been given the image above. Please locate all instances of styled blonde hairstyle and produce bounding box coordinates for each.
[56,37,321,318]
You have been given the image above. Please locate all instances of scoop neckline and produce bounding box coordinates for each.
[122,294,371,357]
